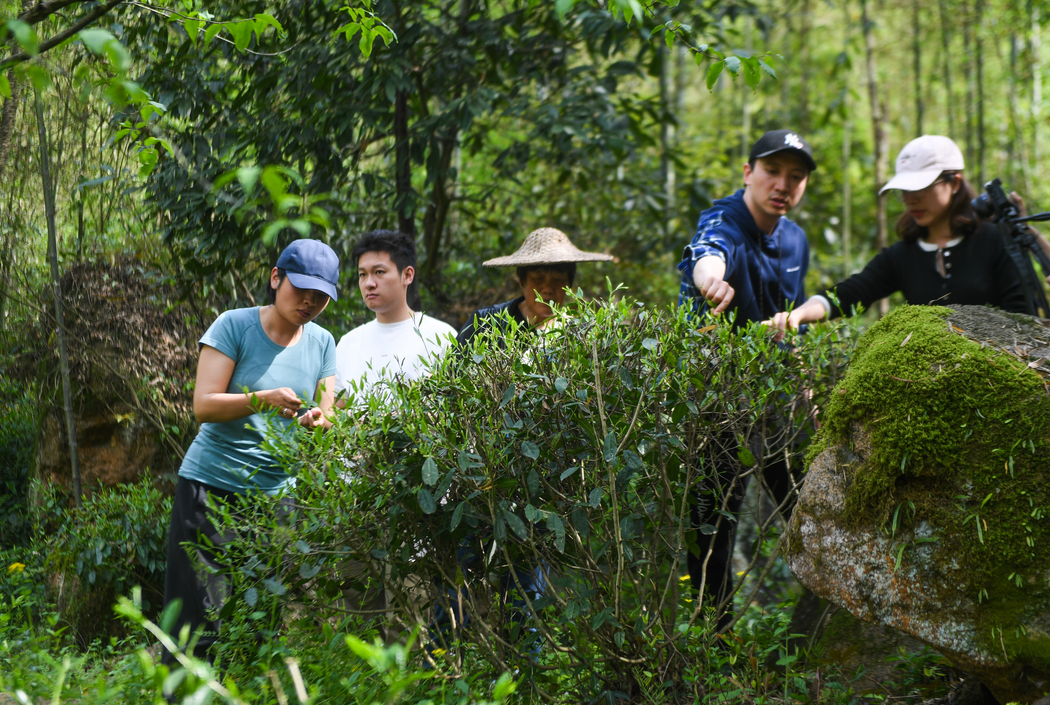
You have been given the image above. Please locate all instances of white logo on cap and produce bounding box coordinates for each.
[784,133,804,149]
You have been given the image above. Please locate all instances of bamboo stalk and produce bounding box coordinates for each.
[861,0,889,316]
[34,89,82,507]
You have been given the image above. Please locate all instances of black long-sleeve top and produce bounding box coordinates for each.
[819,222,1027,317]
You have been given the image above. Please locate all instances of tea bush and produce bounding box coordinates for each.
[22,478,174,644]
[211,290,856,702]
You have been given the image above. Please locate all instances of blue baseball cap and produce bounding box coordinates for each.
[276,239,340,301]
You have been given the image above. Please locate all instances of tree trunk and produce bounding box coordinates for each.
[739,16,752,162]
[1032,2,1042,165]
[975,0,986,186]
[798,0,811,133]
[963,0,975,174]
[781,11,792,122]
[394,88,415,237]
[912,0,923,136]
[1007,34,1033,195]
[0,71,20,180]
[938,0,956,137]
[34,89,82,508]
[420,129,458,284]
[842,0,853,278]
[659,42,675,232]
[862,0,889,316]
[77,107,87,260]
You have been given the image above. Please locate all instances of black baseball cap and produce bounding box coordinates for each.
[748,129,817,172]
[276,239,340,301]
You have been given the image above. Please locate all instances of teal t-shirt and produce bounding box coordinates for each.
[178,307,336,495]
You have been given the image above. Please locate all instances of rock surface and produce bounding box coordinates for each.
[786,305,1050,703]
[20,260,204,493]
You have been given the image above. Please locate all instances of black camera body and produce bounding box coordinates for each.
[971,178,1018,222]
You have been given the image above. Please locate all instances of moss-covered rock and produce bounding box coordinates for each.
[786,305,1050,703]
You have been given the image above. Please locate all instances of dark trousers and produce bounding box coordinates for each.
[161,477,241,664]
[430,537,547,650]
[687,451,798,627]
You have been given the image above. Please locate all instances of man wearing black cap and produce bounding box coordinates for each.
[678,129,815,326]
[676,130,815,630]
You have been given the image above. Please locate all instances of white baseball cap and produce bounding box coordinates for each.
[880,135,965,194]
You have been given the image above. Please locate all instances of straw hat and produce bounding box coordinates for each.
[482,228,614,267]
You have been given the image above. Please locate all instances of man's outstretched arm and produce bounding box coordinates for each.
[692,256,735,314]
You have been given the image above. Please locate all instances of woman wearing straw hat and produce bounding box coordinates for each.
[456,227,613,346]
[766,135,1028,338]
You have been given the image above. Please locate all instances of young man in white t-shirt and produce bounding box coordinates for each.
[335,230,456,407]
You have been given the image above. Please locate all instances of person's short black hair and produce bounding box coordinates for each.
[515,263,576,287]
[268,268,287,305]
[352,230,421,310]
[351,230,417,273]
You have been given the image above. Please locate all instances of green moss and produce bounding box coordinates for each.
[806,306,1050,668]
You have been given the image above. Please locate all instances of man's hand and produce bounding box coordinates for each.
[761,298,829,342]
[692,256,735,314]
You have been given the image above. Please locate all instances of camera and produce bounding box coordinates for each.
[973,177,1050,317]
[971,178,1018,222]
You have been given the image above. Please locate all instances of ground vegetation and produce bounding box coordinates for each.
[0,0,1046,700]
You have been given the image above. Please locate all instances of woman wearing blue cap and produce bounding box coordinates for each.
[161,238,339,665]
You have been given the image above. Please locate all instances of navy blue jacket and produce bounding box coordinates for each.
[678,190,809,327]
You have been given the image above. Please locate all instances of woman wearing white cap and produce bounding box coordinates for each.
[766,135,1027,336]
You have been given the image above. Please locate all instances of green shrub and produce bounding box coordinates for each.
[40,478,172,643]
[211,290,855,702]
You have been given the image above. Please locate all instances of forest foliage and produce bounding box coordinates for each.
[0,0,1042,701]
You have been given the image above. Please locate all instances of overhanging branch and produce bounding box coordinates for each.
[0,0,124,72]
[19,0,87,26]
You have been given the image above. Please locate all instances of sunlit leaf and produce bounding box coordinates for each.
[451,501,466,529]
[254,13,285,34]
[503,508,528,540]
[422,457,439,486]
[228,20,254,52]
[79,28,115,54]
[204,22,223,47]
[589,487,602,508]
[262,578,287,596]
[555,0,579,18]
[236,165,261,196]
[705,60,723,90]
[7,20,37,56]
[603,431,617,463]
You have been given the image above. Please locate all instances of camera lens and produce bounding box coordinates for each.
[971,193,994,219]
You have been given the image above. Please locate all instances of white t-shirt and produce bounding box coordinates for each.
[335,312,456,402]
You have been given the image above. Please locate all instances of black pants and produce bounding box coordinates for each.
[161,477,241,664]
[687,448,798,627]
